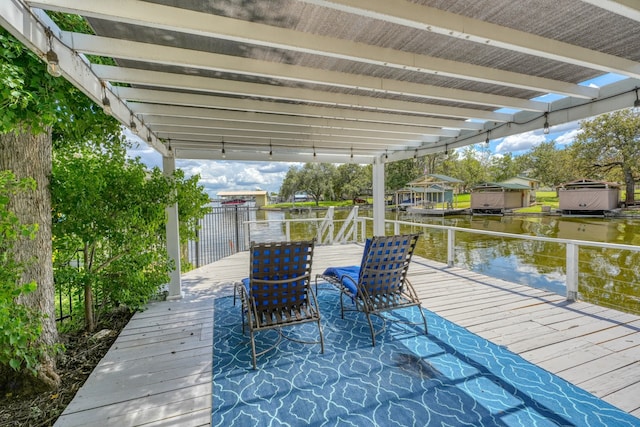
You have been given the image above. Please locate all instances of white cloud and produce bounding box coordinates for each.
[125,132,297,196]
[495,131,546,154]
[184,161,298,197]
[555,128,581,146]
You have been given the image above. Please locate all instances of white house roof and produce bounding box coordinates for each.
[2,0,640,164]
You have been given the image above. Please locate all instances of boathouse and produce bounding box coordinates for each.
[558,179,620,215]
[471,182,530,214]
[217,190,269,207]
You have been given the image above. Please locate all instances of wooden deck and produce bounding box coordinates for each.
[54,244,640,426]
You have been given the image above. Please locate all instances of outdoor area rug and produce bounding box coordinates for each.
[212,289,638,426]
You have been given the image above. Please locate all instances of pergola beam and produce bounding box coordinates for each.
[301,0,640,80]
[582,0,640,22]
[67,34,548,112]
[152,125,429,146]
[143,116,449,141]
[131,104,460,137]
[171,146,372,164]
[119,89,486,131]
[31,0,599,99]
[93,64,512,122]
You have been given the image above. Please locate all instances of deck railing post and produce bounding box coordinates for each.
[566,243,579,301]
[285,221,291,242]
[447,229,455,267]
[243,221,250,248]
[394,222,400,235]
[233,206,240,252]
[195,227,200,268]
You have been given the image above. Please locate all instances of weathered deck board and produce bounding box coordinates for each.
[54,243,640,425]
[410,257,640,418]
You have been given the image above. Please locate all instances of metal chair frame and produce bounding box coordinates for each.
[316,234,427,346]
[237,239,324,369]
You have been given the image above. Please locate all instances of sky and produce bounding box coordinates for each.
[126,73,629,198]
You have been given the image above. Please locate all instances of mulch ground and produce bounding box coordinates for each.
[0,310,133,427]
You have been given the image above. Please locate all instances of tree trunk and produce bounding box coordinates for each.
[0,126,60,390]
[623,167,635,205]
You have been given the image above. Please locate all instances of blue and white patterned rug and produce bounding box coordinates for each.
[212,289,638,426]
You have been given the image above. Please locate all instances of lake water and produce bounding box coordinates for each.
[400,212,640,314]
[244,208,640,315]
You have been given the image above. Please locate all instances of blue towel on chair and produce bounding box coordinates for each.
[321,266,360,296]
[321,239,372,296]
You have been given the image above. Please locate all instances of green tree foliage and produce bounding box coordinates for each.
[572,109,640,203]
[489,152,528,183]
[525,141,575,187]
[52,140,175,331]
[298,163,336,205]
[422,153,447,176]
[0,171,55,376]
[448,146,489,191]
[279,165,302,201]
[385,159,421,191]
[333,163,371,201]
[279,163,337,205]
[174,169,212,244]
[0,31,66,134]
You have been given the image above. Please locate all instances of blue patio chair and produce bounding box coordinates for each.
[236,239,324,369]
[315,234,427,346]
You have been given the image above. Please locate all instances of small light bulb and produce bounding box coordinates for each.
[102,96,112,115]
[46,50,62,77]
[543,113,550,135]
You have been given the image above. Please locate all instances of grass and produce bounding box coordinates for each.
[513,191,559,213]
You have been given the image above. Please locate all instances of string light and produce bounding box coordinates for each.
[221,139,226,159]
[485,131,490,145]
[129,112,137,131]
[44,28,62,77]
[543,113,550,135]
[350,147,354,161]
[269,140,273,160]
[313,144,316,158]
[101,82,112,116]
